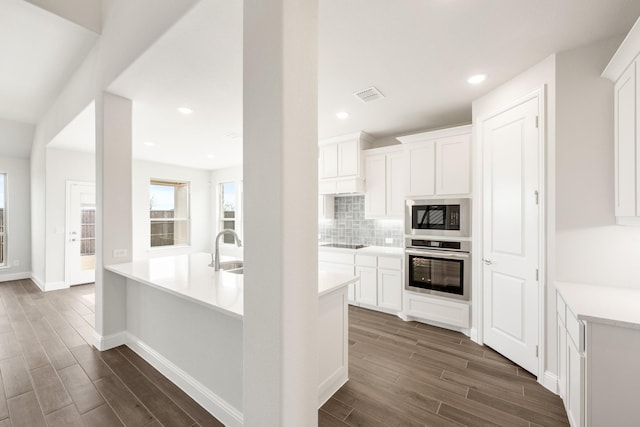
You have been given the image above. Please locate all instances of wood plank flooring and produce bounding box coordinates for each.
[320,305,569,427]
[0,279,568,426]
[0,279,223,427]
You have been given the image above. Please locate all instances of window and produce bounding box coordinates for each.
[0,173,5,267]
[150,180,190,247]
[219,181,242,244]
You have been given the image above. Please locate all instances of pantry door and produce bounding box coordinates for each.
[481,93,541,375]
[66,182,96,286]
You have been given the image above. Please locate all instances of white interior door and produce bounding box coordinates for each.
[66,182,96,286]
[482,95,540,375]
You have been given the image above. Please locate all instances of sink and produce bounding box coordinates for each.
[219,260,244,274]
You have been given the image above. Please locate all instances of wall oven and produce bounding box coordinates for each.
[405,198,470,238]
[405,238,471,301]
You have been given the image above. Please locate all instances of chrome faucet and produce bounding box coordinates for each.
[211,229,243,271]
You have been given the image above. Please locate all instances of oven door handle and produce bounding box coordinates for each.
[405,249,470,259]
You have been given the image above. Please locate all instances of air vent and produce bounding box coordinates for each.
[353,86,384,103]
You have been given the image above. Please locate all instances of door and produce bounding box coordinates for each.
[66,182,96,286]
[482,95,540,375]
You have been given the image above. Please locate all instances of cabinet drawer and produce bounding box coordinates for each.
[318,251,355,264]
[378,256,402,270]
[319,261,354,276]
[405,293,470,328]
[355,254,377,267]
[566,307,584,352]
[556,293,566,326]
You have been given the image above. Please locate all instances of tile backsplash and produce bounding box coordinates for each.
[319,195,404,247]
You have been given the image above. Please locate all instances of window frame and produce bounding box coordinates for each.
[218,180,243,245]
[149,179,191,249]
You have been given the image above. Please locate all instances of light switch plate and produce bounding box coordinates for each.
[113,249,128,258]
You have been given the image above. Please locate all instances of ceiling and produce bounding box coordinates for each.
[37,1,640,169]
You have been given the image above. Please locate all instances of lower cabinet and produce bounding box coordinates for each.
[403,292,470,329]
[557,293,585,427]
[320,249,403,315]
[354,253,403,314]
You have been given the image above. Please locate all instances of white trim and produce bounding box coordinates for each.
[602,16,640,81]
[474,87,547,385]
[0,272,31,282]
[126,333,243,427]
[44,281,68,292]
[31,274,45,290]
[396,123,472,145]
[65,180,96,287]
[542,370,559,394]
[92,330,127,351]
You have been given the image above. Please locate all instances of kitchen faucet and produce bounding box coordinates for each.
[211,229,243,271]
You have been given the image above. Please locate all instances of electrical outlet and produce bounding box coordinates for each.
[384,237,393,244]
[113,249,128,258]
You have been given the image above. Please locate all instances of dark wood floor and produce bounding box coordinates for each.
[320,305,569,427]
[0,279,568,426]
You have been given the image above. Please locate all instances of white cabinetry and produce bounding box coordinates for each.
[397,125,472,197]
[403,292,470,329]
[354,253,403,313]
[318,195,334,220]
[364,147,407,219]
[319,250,356,302]
[557,293,585,427]
[603,21,640,222]
[319,132,373,195]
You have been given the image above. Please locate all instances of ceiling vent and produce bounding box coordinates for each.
[353,86,384,103]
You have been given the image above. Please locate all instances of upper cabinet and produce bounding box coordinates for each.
[363,147,407,219]
[319,132,373,195]
[397,124,472,197]
[603,18,640,223]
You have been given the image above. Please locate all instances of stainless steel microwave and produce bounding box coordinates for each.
[405,198,470,238]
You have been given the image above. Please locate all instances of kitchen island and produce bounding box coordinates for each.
[105,252,357,427]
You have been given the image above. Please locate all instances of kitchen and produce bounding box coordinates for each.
[3,0,640,426]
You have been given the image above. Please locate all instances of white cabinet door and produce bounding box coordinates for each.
[557,315,567,401]
[407,141,435,197]
[338,140,358,177]
[356,266,377,306]
[319,144,338,179]
[377,268,402,311]
[386,150,407,218]
[566,337,584,427]
[436,134,471,195]
[364,154,387,218]
[615,63,637,216]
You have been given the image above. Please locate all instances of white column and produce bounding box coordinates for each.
[94,92,133,347]
[243,0,319,425]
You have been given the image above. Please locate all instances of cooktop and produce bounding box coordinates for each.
[320,243,368,250]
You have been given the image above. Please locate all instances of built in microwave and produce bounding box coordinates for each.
[405,198,470,237]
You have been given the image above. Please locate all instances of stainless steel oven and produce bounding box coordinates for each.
[405,238,471,300]
[405,198,470,238]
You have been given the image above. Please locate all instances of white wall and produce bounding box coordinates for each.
[30,0,199,287]
[555,37,640,288]
[45,148,95,286]
[472,54,558,382]
[133,160,212,260]
[0,156,31,282]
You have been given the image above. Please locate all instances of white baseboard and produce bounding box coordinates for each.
[93,331,127,351]
[0,272,32,283]
[542,370,559,395]
[45,281,68,292]
[126,333,243,427]
[30,274,45,290]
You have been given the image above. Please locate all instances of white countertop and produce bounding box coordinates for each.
[106,252,357,319]
[318,244,404,257]
[556,281,640,329]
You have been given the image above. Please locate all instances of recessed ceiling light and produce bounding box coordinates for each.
[467,74,487,85]
[177,107,193,115]
[207,154,214,159]
[336,111,349,120]
[143,141,154,147]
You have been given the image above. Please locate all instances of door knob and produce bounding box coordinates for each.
[482,258,492,265]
